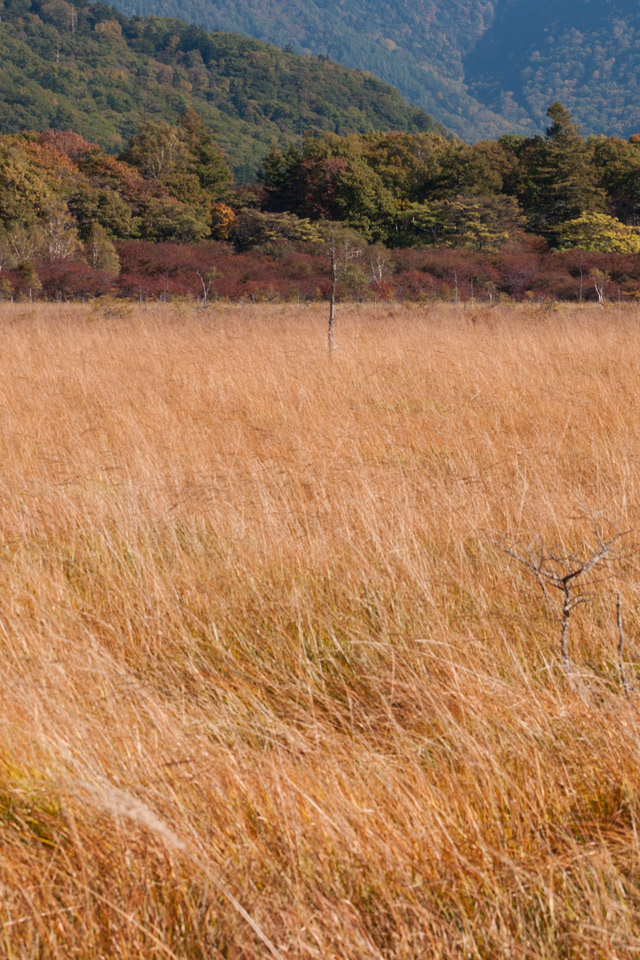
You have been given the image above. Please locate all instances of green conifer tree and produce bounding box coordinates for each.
[526,102,605,235]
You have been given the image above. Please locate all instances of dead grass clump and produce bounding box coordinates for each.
[1,300,640,956]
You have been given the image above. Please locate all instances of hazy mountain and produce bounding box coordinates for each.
[106,0,640,140]
[464,0,640,138]
[0,0,439,178]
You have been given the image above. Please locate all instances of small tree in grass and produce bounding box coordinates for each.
[496,513,631,681]
[196,267,218,304]
[317,222,365,357]
[590,268,609,304]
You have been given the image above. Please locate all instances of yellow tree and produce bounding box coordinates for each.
[556,212,640,253]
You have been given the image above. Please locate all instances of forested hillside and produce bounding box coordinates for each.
[108,0,640,141]
[464,0,640,139]
[111,0,517,141]
[0,0,437,179]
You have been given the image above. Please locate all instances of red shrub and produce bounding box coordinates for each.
[35,260,116,298]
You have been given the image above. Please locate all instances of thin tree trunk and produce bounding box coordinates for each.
[328,252,337,357]
[561,584,571,673]
[617,590,631,699]
[328,284,336,356]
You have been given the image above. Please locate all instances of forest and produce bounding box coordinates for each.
[105,0,521,141]
[0,0,435,179]
[107,0,640,142]
[4,101,640,302]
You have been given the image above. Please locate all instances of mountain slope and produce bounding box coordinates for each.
[464,0,640,138]
[106,0,640,141]
[111,0,523,140]
[0,0,439,178]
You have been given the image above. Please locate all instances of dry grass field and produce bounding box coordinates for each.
[2,299,640,958]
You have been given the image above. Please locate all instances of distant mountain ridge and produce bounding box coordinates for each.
[464,0,640,138]
[106,0,640,141]
[0,0,438,178]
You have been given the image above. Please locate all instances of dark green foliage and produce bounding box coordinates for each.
[68,184,139,239]
[464,0,640,140]
[106,0,519,140]
[385,195,524,251]
[231,210,321,250]
[593,136,640,224]
[261,130,528,246]
[516,104,606,236]
[0,0,438,179]
[261,109,640,248]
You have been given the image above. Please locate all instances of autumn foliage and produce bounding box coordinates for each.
[5,102,640,302]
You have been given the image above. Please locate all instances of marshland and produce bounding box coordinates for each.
[1,300,640,958]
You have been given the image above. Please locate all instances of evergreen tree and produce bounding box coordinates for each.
[592,136,640,224]
[178,110,231,195]
[524,102,605,235]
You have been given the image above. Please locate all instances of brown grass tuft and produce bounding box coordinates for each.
[1,300,640,957]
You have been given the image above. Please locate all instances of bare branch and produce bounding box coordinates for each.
[494,515,631,676]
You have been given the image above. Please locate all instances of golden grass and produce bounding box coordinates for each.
[2,299,640,957]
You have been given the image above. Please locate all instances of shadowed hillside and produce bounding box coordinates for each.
[108,0,640,140]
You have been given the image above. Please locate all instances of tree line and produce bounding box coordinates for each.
[3,102,640,301]
[261,102,640,253]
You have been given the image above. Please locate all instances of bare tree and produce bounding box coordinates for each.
[122,121,188,181]
[42,202,82,261]
[318,223,364,357]
[368,243,393,309]
[196,268,217,305]
[368,243,392,286]
[591,268,608,304]
[85,223,120,273]
[7,222,43,264]
[497,514,629,675]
